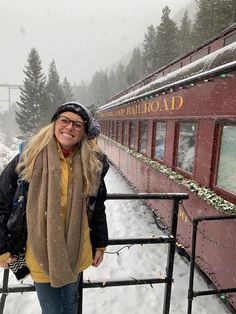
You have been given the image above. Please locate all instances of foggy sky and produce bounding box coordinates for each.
[0,0,192,105]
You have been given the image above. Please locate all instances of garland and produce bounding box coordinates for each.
[102,135,236,214]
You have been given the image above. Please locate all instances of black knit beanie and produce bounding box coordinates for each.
[51,102,100,140]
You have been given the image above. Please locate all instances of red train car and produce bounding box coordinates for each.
[98,24,236,311]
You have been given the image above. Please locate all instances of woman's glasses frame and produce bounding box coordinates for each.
[56,115,84,131]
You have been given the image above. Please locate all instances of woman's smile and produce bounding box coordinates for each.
[54,111,84,149]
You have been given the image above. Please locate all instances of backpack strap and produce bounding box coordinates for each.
[18,142,24,155]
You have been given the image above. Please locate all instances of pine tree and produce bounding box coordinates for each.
[88,70,110,106]
[115,64,127,92]
[46,60,65,117]
[74,80,90,105]
[62,77,74,102]
[107,70,117,97]
[213,0,236,30]
[178,10,193,55]
[156,6,179,68]
[125,47,145,85]
[16,48,47,135]
[100,71,110,104]
[142,24,158,74]
[192,0,235,47]
[86,103,99,118]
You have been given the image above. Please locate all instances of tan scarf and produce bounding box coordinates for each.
[26,137,86,288]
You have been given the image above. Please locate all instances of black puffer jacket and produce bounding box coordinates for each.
[0,153,109,256]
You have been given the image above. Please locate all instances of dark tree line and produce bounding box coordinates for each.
[74,0,235,106]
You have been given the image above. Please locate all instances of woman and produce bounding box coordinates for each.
[0,102,109,313]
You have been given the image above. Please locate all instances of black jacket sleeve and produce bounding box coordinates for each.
[0,155,19,254]
[90,154,110,252]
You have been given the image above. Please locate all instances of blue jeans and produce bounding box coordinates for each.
[34,274,81,314]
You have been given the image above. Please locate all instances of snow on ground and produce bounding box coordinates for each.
[0,138,19,173]
[0,159,232,313]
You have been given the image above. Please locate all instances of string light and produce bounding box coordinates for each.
[220,73,226,78]
[220,294,226,300]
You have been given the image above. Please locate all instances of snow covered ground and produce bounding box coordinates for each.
[0,151,232,314]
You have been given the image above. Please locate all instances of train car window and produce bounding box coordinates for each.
[104,120,107,135]
[177,122,197,173]
[224,33,236,46]
[139,120,148,154]
[109,121,112,136]
[217,125,236,195]
[122,121,128,146]
[191,47,209,62]
[117,120,121,143]
[154,122,166,161]
[108,121,112,137]
[129,121,135,149]
[100,121,103,133]
[112,121,116,140]
[115,120,119,140]
[170,62,181,73]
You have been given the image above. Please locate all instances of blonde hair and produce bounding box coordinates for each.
[16,123,101,195]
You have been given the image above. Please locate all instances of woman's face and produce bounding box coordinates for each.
[54,111,85,150]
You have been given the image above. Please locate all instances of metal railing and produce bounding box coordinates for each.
[187,215,236,314]
[0,192,188,314]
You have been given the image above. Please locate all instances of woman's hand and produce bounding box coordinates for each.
[92,250,104,267]
[0,256,17,269]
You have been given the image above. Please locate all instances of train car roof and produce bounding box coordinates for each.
[99,41,236,112]
[105,23,236,104]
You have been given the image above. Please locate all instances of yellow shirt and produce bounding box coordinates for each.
[25,146,93,283]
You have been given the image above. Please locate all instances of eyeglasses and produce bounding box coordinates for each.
[57,115,84,131]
